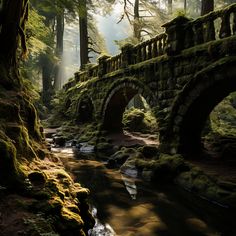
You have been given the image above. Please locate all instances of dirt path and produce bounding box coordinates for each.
[107,131,159,147]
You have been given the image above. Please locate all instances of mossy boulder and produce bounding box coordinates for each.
[96,142,113,151]
[60,207,84,229]
[122,153,189,183]
[176,166,236,206]
[139,145,159,158]
[107,147,143,168]
[123,107,158,133]
[75,188,90,201]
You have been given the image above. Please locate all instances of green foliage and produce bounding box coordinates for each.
[20,7,55,101]
[209,92,236,136]
[26,8,53,55]
[123,107,158,133]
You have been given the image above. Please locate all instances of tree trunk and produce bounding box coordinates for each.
[133,0,141,41]
[201,0,214,15]
[79,0,89,69]
[184,0,187,13]
[56,13,64,57]
[0,0,42,185]
[40,54,53,107]
[54,11,64,90]
[0,0,28,73]
[168,0,172,15]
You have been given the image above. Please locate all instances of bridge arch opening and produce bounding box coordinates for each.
[102,81,157,133]
[177,67,236,155]
[123,95,158,133]
[202,91,236,155]
[76,96,94,123]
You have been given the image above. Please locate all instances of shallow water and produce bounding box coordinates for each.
[55,147,236,236]
[88,206,116,236]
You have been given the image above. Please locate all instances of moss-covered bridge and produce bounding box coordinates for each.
[63,4,236,154]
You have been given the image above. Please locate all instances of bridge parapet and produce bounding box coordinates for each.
[71,32,168,85]
[66,3,236,89]
[191,3,236,42]
[106,53,122,73]
[163,4,236,55]
[133,33,167,63]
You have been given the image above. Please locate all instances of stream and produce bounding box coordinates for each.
[52,147,236,236]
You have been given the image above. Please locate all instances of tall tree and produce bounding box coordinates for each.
[78,0,114,68]
[79,0,89,68]
[0,0,28,72]
[118,0,168,43]
[0,0,44,185]
[54,10,64,90]
[186,0,201,17]
[133,0,141,40]
[168,0,173,14]
[201,0,214,15]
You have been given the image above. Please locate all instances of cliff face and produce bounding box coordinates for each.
[0,2,94,235]
[0,63,94,235]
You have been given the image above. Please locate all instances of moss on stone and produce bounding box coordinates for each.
[0,130,25,186]
[75,188,90,201]
[61,207,84,227]
[5,124,37,159]
[139,145,159,158]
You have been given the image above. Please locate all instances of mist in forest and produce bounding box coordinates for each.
[62,2,130,80]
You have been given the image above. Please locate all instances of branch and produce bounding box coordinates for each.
[88,47,101,54]
[140,29,153,36]
[127,0,133,6]
[117,13,125,23]
[117,0,133,24]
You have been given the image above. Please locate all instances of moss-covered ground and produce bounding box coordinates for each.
[0,62,95,235]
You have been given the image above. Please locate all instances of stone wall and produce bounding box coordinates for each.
[63,4,236,154]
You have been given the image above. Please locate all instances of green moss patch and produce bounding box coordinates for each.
[123,107,158,133]
[0,131,25,185]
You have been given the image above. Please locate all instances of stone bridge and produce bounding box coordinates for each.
[63,4,236,154]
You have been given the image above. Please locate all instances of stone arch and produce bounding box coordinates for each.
[167,58,236,154]
[76,93,94,123]
[101,77,157,131]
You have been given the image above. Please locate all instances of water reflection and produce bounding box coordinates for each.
[120,162,138,200]
[88,207,116,236]
[121,174,137,200]
[50,146,235,236]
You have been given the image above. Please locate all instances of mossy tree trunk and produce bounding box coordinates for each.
[0,0,28,84]
[0,0,42,187]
